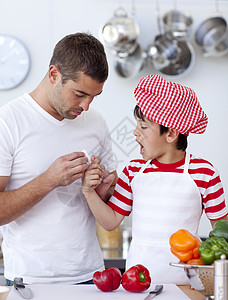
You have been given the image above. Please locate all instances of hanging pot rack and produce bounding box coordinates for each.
[99,0,228,79]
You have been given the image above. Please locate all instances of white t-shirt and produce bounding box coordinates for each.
[0,93,116,284]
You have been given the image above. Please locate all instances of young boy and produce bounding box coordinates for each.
[82,74,228,284]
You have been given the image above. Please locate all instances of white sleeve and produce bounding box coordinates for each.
[0,118,14,176]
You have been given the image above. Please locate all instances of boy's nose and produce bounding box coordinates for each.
[133,128,139,136]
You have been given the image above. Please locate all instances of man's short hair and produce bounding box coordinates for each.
[49,32,108,84]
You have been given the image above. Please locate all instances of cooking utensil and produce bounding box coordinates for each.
[195,16,228,57]
[147,2,194,78]
[14,277,33,299]
[163,9,193,39]
[99,7,140,57]
[148,2,183,74]
[170,262,214,297]
[158,39,194,78]
[147,32,180,70]
[149,37,194,78]
[144,285,163,300]
[114,44,146,78]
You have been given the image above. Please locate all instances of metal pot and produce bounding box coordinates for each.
[158,39,195,78]
[195,16,228,57]
[147,32,181,70]
[114,44,146,78]
[163,9,193,39]
[99,7,140,57]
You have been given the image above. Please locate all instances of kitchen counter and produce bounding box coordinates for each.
[0,238,207,299]
[0,285,205,300]
[0,255,206,300]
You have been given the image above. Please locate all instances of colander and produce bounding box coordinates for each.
[170,262,214,297]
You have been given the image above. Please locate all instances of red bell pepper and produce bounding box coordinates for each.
[93,267,122,292]
[122,264,151,293]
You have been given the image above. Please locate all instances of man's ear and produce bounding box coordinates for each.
[48,65,61,84]
[166,128,179,143]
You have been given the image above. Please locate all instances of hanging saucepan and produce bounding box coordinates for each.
[163,9,193,39]
[114,44,147,78]
[147,32,181,71]
[99,7,140,58]
[195,16,228,57]
[157,39,195,78]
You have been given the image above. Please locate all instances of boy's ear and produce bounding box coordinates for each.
[166,128,179,143]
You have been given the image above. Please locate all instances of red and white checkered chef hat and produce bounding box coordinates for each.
[134,74,208,135]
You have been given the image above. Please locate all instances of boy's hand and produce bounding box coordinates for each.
[91,155,116,201]
[82,161,104,196]
[82,155,116,201]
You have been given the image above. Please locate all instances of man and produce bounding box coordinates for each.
[0,32,117,285]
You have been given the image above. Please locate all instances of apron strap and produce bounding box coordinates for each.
[183,152,190,174]
[138,153,190,176]
[138,159,152,175]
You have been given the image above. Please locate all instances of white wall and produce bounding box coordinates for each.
[0,0,227,237]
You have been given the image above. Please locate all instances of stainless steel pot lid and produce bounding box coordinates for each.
[163,9,193,39]
[99,7,140,57]
[195,16,228,57]
[114,44,146,78]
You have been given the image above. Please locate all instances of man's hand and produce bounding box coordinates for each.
[45,152,89,188]
[0,151,90,225]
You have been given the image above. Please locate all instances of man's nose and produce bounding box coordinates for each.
[79,97,93,111]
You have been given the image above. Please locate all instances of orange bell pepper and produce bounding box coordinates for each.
[169,229,201,263]
[187,258,204,265]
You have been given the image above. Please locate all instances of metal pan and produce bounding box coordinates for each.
[147,32,181,70]
[114,44,146,78]
[195,16,228,57]
[156,39,195,78]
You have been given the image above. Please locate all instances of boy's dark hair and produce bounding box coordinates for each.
[49,32,108,84]
[134,105,187,151]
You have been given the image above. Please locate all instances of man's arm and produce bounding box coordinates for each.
[0,152,88,225]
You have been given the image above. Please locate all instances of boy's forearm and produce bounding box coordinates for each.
[83,189,123,231]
